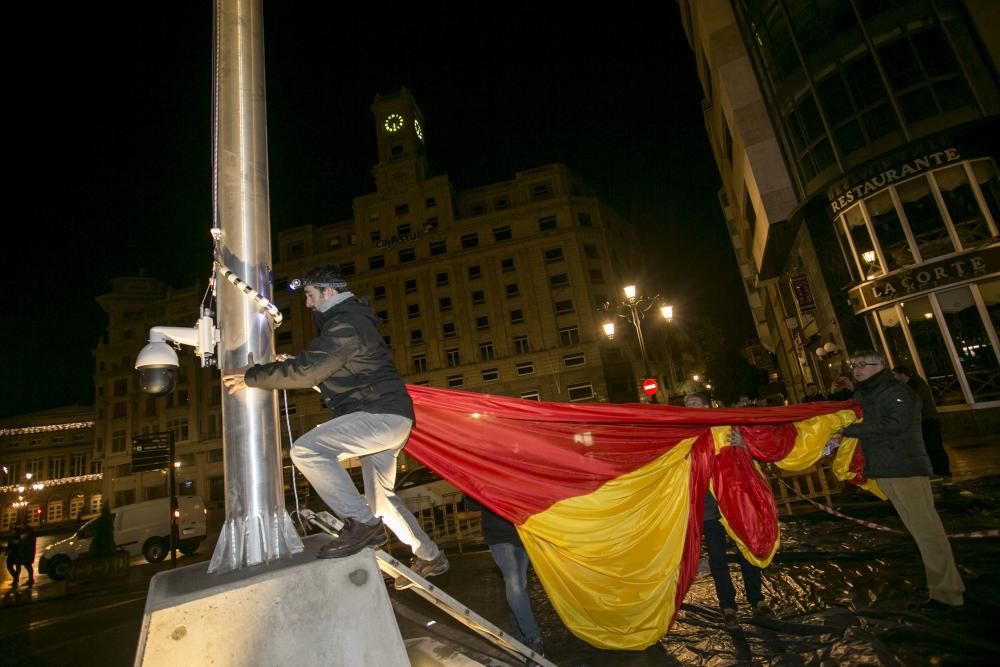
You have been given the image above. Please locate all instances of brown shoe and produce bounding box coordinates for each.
[317,517,388,559]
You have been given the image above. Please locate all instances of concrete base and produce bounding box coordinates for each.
[134,535,408,667]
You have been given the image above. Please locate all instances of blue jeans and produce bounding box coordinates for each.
[704,517,762,610]
[291,412,440,561]
[488,542,540,643]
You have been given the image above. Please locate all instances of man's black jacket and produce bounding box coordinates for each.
[244,296,414,421]
[842,370,931,478]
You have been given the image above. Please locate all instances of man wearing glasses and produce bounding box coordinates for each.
[837,350,964,611]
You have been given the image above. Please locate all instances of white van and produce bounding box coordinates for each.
[39,495,207,580]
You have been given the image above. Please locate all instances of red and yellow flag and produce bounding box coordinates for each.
[405,385,864,650]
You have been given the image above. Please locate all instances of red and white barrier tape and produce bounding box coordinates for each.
[775,478,999,539]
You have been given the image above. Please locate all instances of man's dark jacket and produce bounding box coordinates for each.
[244,296,414,420]
[842,370,931,478]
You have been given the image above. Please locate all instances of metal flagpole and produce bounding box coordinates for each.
[208,0,302,573]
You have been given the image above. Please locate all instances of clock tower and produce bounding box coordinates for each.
[371,87,430,192]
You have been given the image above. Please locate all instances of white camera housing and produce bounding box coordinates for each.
[135,315,219,396]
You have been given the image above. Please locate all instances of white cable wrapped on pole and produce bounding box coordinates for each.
[215,258,284,328]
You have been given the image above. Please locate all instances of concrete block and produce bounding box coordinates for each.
[135,535,408,667]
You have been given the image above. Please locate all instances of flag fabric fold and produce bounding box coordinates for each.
[404,385,860,649]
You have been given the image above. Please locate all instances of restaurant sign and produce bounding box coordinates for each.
[848,245,999,313]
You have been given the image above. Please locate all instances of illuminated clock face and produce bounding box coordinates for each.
[384,113,404,132]
[414,118,424,141]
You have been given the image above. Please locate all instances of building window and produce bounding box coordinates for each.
[413,354,427,374]
[374,285,387,299]
[559,326,580,346]
[589,269,605,284]
[783,91,835,182]
[471,203,487,216]
[501,258,515,272]
[468,265,482,280]
[113,402,127,419]
[472,290,486,305]
[430,240,447,255]
[424,217,439,231]
[516,362,535,376]
[425,197,436,208]
[399,248,416,263]
[446,348,460,367]
[544,247,564,263]
[443,322,457,338]
[722,113,733,163]
[395,203,409,216]
[70,454,86,476]
[287,242,304,258]
[564,352,586,367]
[578,212,592,227]
[481,368,499,382]
[327,236,342,250]
[538,215,557,232]
[567,383,595,401]
[476,316,490,330]
[113,378,128,396]
[371,231,382,243]
[340,262,356,277]
[549,273,569,288]
[397,223,411,236]
[493,225,512,242]
[514,335,530,354]
[505,283,519,298]
[407,304,420,319]
[583,243,599,259]
[405,279,418,293]
[207,448,224,463]
[495,197,510,210]
[520,391,541,401]
[447,374,464,388]
[167,418,189,443]
[461,233,479,249]
[510,309,524,324]
[413,380,430,386]
[49,457,64,480]
[369,255,385,270]
[439,296,453,311]
[376,310,389,323]
[111,430,127,454]
[554,299,575,314]
[480,341,495,361]
[410,329,423,344]
[530,183,552,200]
[436,272,449,286]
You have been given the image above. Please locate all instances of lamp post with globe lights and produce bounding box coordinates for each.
[600,284,676,403]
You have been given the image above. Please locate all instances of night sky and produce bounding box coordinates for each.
[2,2,754,419]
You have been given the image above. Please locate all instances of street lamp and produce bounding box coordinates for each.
[601,284,675,403]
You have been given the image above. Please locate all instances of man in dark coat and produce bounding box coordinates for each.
[801,382,827,403]
[892,365,951,477]
[223,265,448,580]
[17,525,36,586]
[4,526,23,586]
[840,350,964,609]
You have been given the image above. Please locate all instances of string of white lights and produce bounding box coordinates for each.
[0,421,94,437]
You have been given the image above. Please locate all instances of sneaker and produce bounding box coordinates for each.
[394,551,450,590]
[753,601,774,618]
[316,517,388,559]
[722,607,739,629]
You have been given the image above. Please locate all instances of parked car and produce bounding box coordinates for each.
[39,495,207,580]
[395,466,461,508]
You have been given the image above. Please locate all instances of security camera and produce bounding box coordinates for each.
[136,338,181,396]
[135,314,219,396]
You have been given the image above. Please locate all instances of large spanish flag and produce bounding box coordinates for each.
[404,385,866,650]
